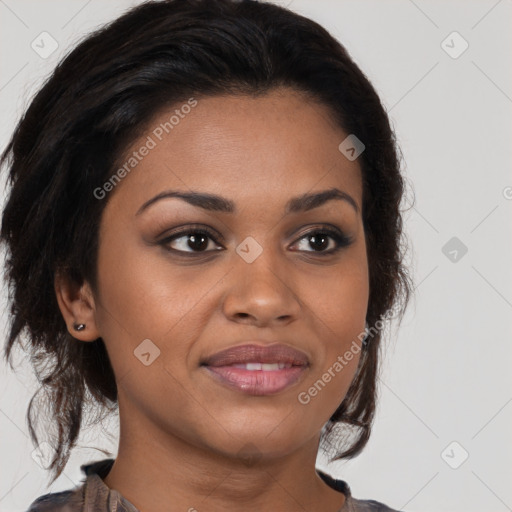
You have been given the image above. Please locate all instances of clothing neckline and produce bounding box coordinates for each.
[81,458,352,511]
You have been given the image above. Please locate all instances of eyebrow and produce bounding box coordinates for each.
[135,187,359,216]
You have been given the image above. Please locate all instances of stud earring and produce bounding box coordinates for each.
[73,323,86,331]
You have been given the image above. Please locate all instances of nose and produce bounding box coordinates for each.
[221,245,301,327]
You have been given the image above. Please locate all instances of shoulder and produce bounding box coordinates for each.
[317,470,403,512]
[24,458,115,512]
[25,488,83,512]
[348,496,404,511]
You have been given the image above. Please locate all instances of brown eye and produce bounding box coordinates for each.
[291,227,352,255]
[160,227,223,254]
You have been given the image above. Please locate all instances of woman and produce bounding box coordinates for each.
[1,0,412,510]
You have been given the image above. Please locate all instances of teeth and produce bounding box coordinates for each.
[230,362,292,370]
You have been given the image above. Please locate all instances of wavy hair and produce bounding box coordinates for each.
[0,0,412,484]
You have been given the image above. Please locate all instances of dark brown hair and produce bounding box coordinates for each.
[1,0,412,484]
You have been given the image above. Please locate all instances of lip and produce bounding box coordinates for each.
[201,343,310,367]
[203,365,309,395]
[200,343,310,396]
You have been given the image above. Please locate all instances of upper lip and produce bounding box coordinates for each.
[201,343,310,367]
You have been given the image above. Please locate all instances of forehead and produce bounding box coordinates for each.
[105,88,363,215]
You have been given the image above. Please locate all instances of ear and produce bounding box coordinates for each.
[54,270,101,342]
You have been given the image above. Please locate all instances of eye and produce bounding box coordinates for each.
[291,226,353,255]
[158,224,352,256]
[160,226,223,255]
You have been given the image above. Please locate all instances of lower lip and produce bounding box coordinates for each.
[202,365,309,395]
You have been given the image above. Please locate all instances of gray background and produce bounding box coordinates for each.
[1,1,511,511]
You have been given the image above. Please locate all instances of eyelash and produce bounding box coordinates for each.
[158,224,353,257]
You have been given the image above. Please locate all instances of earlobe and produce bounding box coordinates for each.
[54,270,101,342]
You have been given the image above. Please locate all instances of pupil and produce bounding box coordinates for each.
[189,233,208,251]
[310,234,328,251]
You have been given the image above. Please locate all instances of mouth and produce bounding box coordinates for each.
[200,343,310,395]
[201,342,310,367]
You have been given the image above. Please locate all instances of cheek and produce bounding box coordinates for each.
[306,247,369,335]
[299,250,368,402]
[93,232,227,371]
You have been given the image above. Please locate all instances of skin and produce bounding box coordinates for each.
[55,87,369,512]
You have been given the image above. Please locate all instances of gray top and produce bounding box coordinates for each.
[26,458,403,511]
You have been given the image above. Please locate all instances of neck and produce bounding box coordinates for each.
[103,397,346,512]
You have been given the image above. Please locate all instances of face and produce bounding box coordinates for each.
[87,87,369,460]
